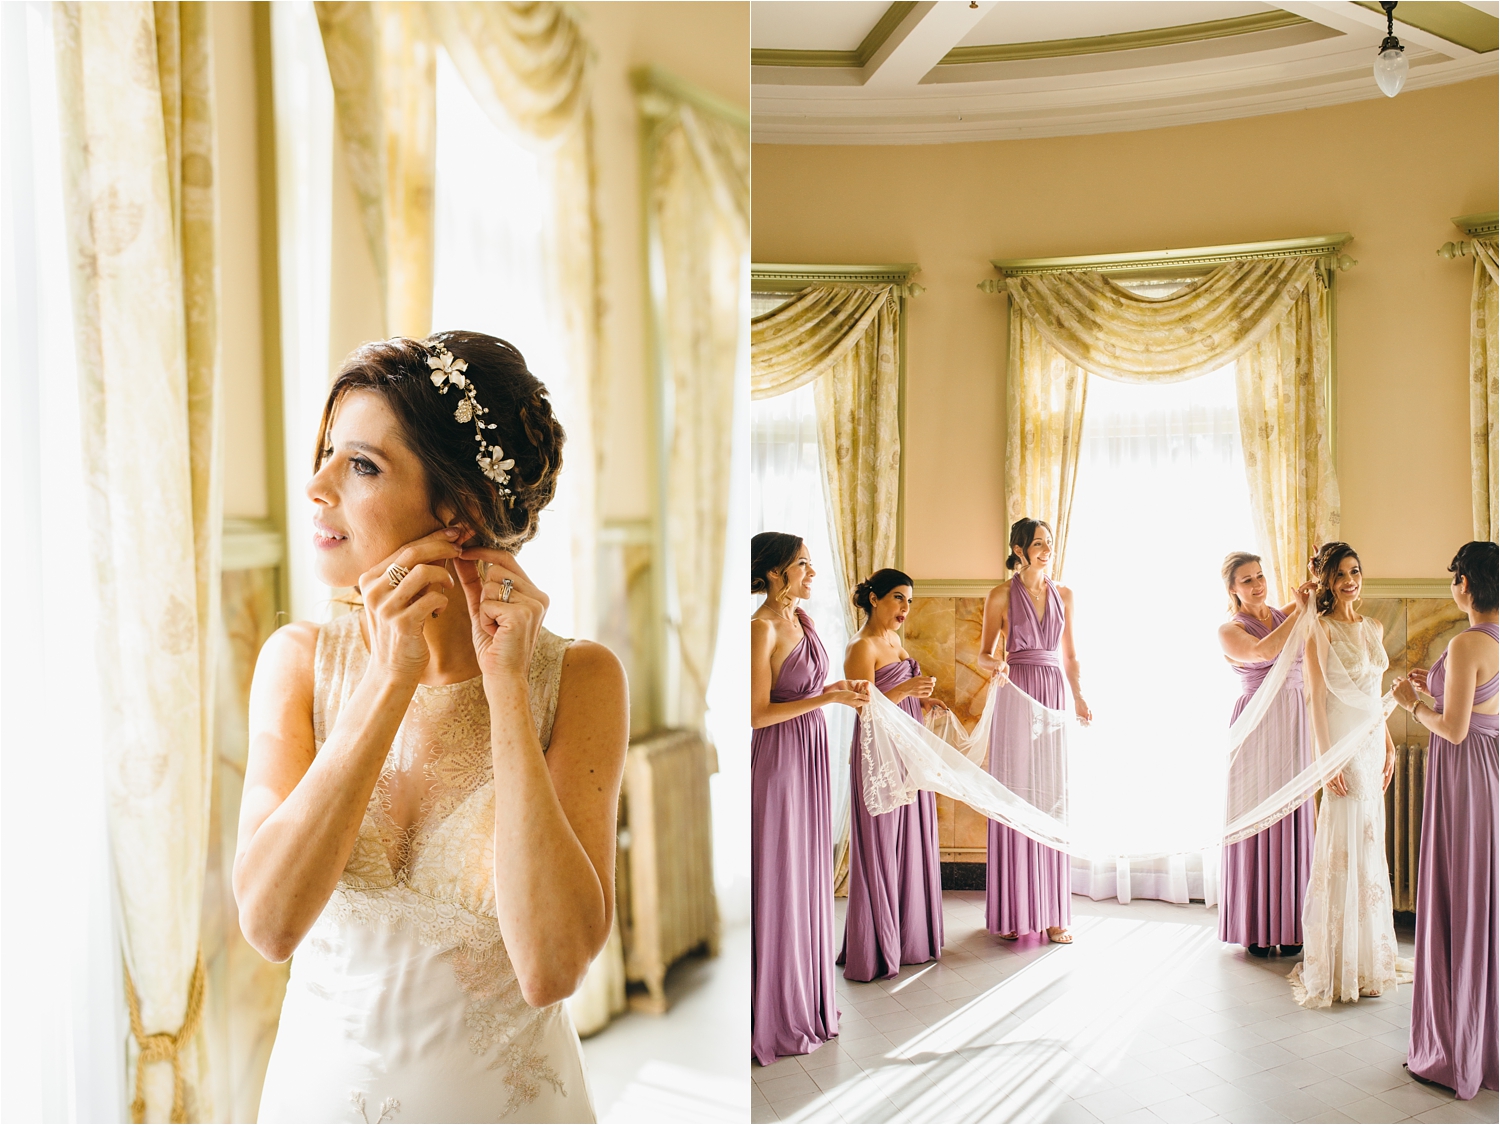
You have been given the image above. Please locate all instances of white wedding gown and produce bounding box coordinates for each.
[258,613,595,1123]
[1289,616,1414,1008]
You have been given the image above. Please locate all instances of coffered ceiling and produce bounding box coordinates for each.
[751,1,1500,143]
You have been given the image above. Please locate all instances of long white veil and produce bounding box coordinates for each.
[861,607,1394,861]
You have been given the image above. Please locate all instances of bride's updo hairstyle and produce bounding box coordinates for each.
[316,331,564,552]
[853,569,914,618]
[1449,540,1498,611]
[1311,541,1360,616]
[751,532,803,596]
[1005,517,1053,572]
[1221,550,1261,616]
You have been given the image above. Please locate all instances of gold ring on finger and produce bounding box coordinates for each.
[501,578,513,603]
[385,564,410,589]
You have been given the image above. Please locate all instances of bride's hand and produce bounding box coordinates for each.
[358,529,464,682]
[1381,750,1396,792]
[1326,771,1349,797]
[455,546,549,684]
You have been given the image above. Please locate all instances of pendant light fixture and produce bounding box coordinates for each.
[1374,1,1408,98]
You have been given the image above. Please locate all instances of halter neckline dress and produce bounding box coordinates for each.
[751,607,840,1065]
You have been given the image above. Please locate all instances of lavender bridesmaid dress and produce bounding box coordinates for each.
[1408,622,1499,1099]
[838,657,944,981]
[1219,608,1315,949]
[752,608,839,1065]
[986,576,1071,937]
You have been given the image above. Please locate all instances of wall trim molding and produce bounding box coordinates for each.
[223,517,285,571]
[751,1,917,69]
[914,577,1454,600]
[1453,210,1499,238]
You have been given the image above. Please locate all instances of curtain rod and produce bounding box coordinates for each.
[983,233,1354,283]
[631,65,748,130]
[752,263,921,294]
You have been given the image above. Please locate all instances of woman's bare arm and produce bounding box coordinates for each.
[233,623,417,962]
[488,641,628,1007]
[1219,612,1301,664]
[1406,632,1489,744]
[977,585,1009,679]
[751,618,863,728]
[1058,586,1091,723]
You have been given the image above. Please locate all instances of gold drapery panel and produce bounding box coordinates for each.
[315,0,437,338]
[54,3,221,1119]
[1004,257,1339,597]
[1471,239,1498,541]
[642,82,748,735]
[750,283,902,896]
[1237,272,1340,601]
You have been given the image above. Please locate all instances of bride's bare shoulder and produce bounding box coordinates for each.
[254,621,320,680]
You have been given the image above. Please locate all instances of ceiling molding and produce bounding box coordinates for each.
[934,11,1311,65]
[862,1,997,88]
[983,234,1352,282]
[1351,0,1498,51]
[1275,0,1480,58]
[751,1,917,69]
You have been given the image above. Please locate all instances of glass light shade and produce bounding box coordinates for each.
[1374,47,1408,97]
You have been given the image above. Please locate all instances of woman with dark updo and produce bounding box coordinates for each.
[839,569,945,981]
[750,533,868,1065]
[1395,541,1499,1099]
[978,518,1090,945]
[239,333,628,1122]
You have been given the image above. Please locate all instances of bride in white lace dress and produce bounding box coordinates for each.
[1290,542,1413,1008]
[235,333,627,1122]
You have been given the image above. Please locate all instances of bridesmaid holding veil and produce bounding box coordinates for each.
[839,569,945,981]
[1394,541,1499,1099]
[1217,553,1317,957]
[751,533,868,1065]
[978,518,1091,945]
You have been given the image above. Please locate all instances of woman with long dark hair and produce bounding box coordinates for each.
[1290,541,1411,1008]
[839,569,944,981]
[1216,553,1316,958]
[239,334,628,1122]
[1395,541,1499,1098]
[977,518,1090,945]
[750,533,867,1064]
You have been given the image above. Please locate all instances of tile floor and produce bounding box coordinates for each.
[751,894,1498,1124]
[583,922,749,1122]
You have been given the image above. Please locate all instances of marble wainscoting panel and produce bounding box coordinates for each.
[904,598,958,851]
[905,596,992,862]
[203,566,290,1124]
[1364,598,1409,750]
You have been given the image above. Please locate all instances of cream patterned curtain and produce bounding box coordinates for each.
[1005,257,1340,597]
[315,0,437,338]
[54,4,221,1120]
[640,79,748,734]
[751,284,902,894]
[751,285,901,636]
[1471,239,1498,541]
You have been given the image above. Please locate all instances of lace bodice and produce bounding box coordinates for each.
[308,611,571,1114]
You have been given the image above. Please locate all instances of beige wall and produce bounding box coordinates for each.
[751,78,1498,581]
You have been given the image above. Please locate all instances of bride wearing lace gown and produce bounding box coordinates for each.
[1290,542,1413,1008]
[236,334,628,1122]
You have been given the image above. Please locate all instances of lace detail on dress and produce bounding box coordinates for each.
[1289,616,1413,1007]
[310,615,573,1113]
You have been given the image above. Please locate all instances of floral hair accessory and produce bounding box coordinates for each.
[426,343,515,495]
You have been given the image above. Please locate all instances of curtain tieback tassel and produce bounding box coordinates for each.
[124,950,205,1124]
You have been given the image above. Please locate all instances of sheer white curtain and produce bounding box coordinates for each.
[750,362,855,868]
[271,1,335,624]
[430,48,583,637]
[1,4,127,1118]
[703,267,752,925]
[1063,361,1265,904]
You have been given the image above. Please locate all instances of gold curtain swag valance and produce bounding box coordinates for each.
[750,284,897,399]
[1004,256,1321,384]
